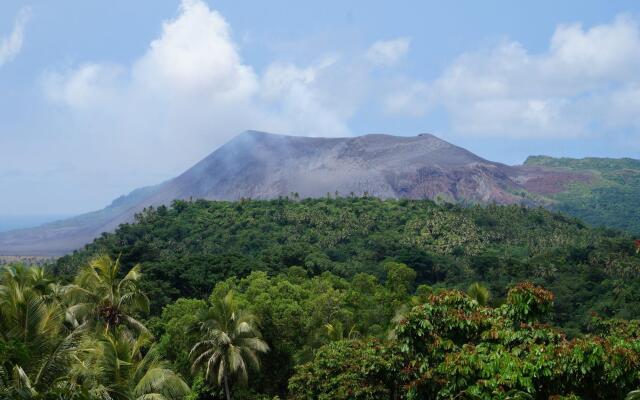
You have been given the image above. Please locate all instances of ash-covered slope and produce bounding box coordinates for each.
[144,131,524,204]
[0,131,592,256]
[0,185,162,256]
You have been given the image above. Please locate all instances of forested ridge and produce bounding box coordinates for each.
[55,198,640,333]
[525,156,640,234]
[3,198,640,399]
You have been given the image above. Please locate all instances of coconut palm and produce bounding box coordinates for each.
[0,264,55,303]
[65,255,149,334]
[1,264,69,351]
[1,261,186,399]
[0,264,84,399]
[467,282,490,306]
[0,328,85,399]
[72,329,190,400]
[189,291,269,400]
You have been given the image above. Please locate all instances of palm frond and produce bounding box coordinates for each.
[134,367,189,400]
[123,315,152,336]
[236,337,269,353]
[122,264,143,284]
[626,390,640,400]
[33,324,85,387]
[228,345,248,384]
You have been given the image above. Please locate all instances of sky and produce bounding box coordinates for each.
[1,0,640,218]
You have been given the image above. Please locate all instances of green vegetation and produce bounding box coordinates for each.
[65,255,150,334]
[525,156,640,234]
[0,261,191,399]
[189,291,269,400]
[5,198,640,398]
[8,258,640,399]
[467,281,490,306]
[291,283,640,399]
[55,198,640,333]
[73,330,190,399]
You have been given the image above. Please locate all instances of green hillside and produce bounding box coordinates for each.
[525,156,640,234]
[3,198,640,399]
[55,197,640,333]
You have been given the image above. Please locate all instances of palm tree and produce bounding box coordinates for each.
[0,264,84,399]
[0,328,84,399]
[0,262,187,399]
[189,291,269,400]
[72,329,190,400]
[467,282,490,306]
[0,264,56,301]
[65,255,150,334]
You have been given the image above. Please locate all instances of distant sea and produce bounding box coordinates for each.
[0,215,71,232]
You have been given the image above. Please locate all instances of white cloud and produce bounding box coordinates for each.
[132,0,258,99]
[598,84,640,129]
[261,57,352,136]
[0,6,31,66]
[366,38,410,66]
[387,15,640,139]
[44,0,359,180]
[383,80,432,117]
[6,3,640,216]
[45,63,124,109]
[42,1,640,195]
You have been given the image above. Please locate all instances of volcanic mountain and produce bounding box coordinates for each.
[0,131,603,256]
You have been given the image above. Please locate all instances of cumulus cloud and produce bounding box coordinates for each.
[6,2,640,216]
[42,1,640,193]
[44,0,360,180]
[385,15,640,139]
[261,57,353,136]
[0,6,31,67]
[366,38,410,66]
[132,1,258,100]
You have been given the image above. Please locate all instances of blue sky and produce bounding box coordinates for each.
[1,0,640,217]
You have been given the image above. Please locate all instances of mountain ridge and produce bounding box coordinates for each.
[524,155,640,234]
[0,131,635,256]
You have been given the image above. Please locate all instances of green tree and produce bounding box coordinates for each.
[65,255,150,334]
[0,262,191,400]
[152,298,208,379]
[189,291,269,400]
[55,198,640,332]
[288,339,402,400]
[384,261,417,311]
[72,330,190,400]
[467,282,490,306]
[0,264,83,399]
[506,281,554,323]
[392,284,640,399]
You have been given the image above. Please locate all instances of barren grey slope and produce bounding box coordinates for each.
[0,131,589,256]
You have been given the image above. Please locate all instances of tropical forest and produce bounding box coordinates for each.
[3,198,640,399]
[3,1,640,399]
